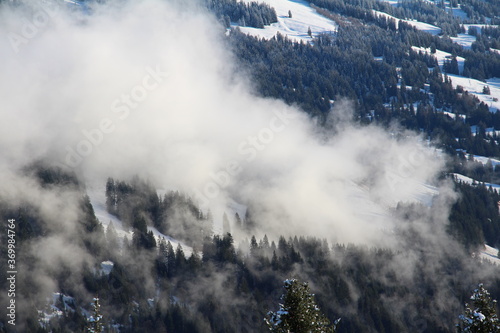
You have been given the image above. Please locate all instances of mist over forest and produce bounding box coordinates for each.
[1,0,500,332]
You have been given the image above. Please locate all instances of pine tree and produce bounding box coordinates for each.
[250,235,259,257]
[87,297,104,333]
[266,279,339,333]
[105,178,116,214]
[458,284,500,333]
[175,243,186,273]
[166,241,176,278]
[106,221,119,257]
[188,247,201,271]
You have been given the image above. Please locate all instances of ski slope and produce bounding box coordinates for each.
[236,0,337,42]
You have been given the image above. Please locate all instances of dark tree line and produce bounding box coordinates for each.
[2,168,500,332]
[206,0,277,28]
[449,178,500,249]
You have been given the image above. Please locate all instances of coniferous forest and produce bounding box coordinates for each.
[2,0,500,332]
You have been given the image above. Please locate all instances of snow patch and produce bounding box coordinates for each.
[100,260,114,276]
[441,111,466,121]
[451,34,476,49]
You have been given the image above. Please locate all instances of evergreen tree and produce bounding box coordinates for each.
[188,247,202,272]
[87,297,104,333]
[106,221,119,257]
[175,243,186,273]
[458,284,500,333]
[166,241,176,277]
[266,279,338,333]
[250,235,259,257]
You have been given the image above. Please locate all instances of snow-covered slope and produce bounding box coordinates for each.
[479,245,500,265]
[411,46,465,74]
[86,183,193,256]
[410,45,500,112]
[373,10,442,35]
[470,154,500,168]
[452,173,500,192]
[236,0,337,42]
[448,75,500,112]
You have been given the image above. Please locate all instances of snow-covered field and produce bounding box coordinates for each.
[450,34,476,49]
[236,0,337,42]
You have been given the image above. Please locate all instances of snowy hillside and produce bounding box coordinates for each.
[479,244,500,265]
[448,75,500,112]
[86,183,193,255]
[236,0,337,41]
[410,45,500,112]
